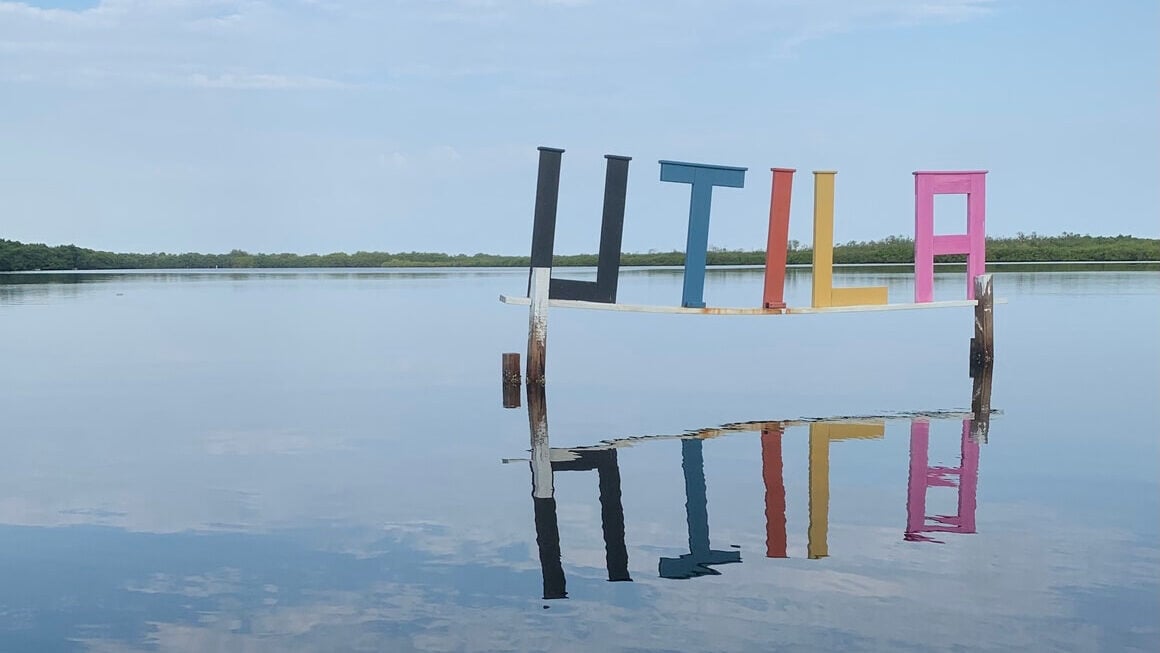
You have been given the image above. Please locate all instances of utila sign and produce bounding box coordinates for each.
[499,147,997,386]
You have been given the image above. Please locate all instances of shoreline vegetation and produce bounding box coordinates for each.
[1,233,1157,272]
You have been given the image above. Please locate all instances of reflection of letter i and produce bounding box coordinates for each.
[762,427,788,557]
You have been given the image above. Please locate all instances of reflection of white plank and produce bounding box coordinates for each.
[498,409,1002,463]
[499,294,1005,315]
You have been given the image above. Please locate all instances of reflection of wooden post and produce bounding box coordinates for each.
[970,274,994,377]
[527,385,552,499]
[527,382,563,599]
[970,365,993,443]
[502,353,521,408]
[761,427,788,558]
[527,267,550,385]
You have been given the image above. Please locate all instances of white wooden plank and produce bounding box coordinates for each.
[499,293,1005,315]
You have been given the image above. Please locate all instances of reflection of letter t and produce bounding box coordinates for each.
[659,161,746,308]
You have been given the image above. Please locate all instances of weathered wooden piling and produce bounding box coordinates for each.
[969,273,994,377]
[502,352,521,408]
[526,267,550,385]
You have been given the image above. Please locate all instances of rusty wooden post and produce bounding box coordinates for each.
[969,273,994,377]
[526,382,563,598]
[502,352,521,408]
[527,267,550,385]
[970,366,993,443]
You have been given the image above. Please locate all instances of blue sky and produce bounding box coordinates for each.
[0,0,1156,255]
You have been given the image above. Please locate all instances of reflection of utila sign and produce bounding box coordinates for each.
[518,146,987,312]
[508,401,993,600]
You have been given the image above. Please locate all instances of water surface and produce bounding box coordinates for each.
[0,267,1156,652]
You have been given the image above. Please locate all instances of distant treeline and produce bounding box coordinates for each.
[1,233,1157,272]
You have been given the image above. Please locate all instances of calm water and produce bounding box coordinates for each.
[0,267,1157,652]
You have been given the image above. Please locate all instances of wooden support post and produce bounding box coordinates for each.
[502,353,521,408]
[527,267,550,385]
[970,274,994,377]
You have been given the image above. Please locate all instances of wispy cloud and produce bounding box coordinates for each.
[188,72,352,90]
[0,0,998,89]
[772,0,997,50]
[6,0,1149,254]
